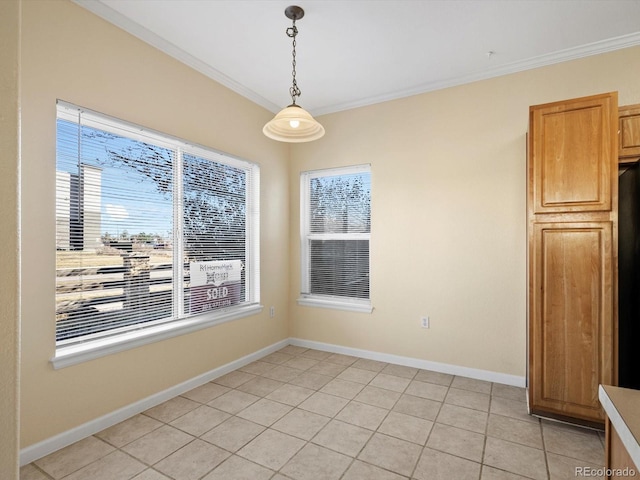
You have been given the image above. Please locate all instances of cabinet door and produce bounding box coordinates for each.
[529,222,614,423]
[530,93,617,214]
[619,103,640,161]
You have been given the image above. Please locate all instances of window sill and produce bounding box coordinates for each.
[297,296,373,313]
[51,304,263,369]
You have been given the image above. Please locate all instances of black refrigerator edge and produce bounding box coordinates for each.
[618,160,640,390]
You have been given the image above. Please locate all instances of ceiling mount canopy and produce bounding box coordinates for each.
[263,5,325,143]
[284,5,304,22]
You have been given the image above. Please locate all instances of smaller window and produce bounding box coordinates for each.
[299,165,372,312]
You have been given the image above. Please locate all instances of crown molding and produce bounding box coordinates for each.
[313,31,640,116]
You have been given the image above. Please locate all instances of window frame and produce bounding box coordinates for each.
[298,164,372,313]
[52,101,261,369]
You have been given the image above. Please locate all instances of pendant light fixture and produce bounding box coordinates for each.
[263,5,325,143]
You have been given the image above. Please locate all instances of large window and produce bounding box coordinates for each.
[299,165,371,312]
[54,101,260,367]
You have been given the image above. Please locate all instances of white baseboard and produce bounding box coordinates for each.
[19,338,289,466]
[21,336,525,465]
[289,338,526,388]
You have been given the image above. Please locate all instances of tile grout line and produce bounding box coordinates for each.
[478,385,492,480]
[539,417,551,480]
[408,378,447,480]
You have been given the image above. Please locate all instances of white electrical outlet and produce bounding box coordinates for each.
[270,306,275,318]
[421,316,430,328]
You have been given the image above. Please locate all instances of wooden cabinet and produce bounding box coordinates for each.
[607,420,638,476]
[619,104,640,163]
[530,96,614,214]
[600,385,640,477]
[528,92,618,426]
[530,222,614,422]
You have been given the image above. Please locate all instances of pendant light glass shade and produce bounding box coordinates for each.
[263,104,325,143]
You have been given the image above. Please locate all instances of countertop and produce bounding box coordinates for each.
[599,384,640,470]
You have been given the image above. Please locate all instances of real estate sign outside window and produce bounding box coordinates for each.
[299,165,372,312]
[54,101,260,367]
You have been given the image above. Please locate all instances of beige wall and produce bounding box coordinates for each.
[289,47,640,378]
[17,0,640,456]
[1,1,21,476]
[20,0,290,447]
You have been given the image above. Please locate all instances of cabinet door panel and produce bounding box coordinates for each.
[530,94,616,214]
[530,222,613,422]
[619,103,640,160]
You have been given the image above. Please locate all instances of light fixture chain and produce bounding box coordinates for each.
[287,19,301,104]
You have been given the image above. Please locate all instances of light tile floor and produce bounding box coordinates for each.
[21,346,606,480]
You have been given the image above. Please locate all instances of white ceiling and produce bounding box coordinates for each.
[76,0,640,116]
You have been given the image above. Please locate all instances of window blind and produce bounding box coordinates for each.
[300,166,371,304]
[55,101,259,347]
